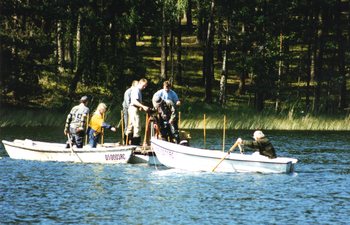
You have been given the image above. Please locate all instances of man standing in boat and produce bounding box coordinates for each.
[153,81,181,143]
[64,96,90,148]
[125,78,149,145]
[122,80,138,142]
[236,130,277,159]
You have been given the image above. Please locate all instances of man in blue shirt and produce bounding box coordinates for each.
[153,80,181,107]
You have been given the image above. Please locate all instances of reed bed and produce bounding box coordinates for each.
[180,115,349,131]
[1,107,349,131]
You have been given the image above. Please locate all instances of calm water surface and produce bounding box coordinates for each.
[0,127,349,224]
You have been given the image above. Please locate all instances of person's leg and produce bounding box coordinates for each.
[172,120,180,143]
[133,109,141,138]
[123,107,129,131]
[75,133,84,148]
[126,107,136,136]
[131,109,141,145]
[88,129,98,148]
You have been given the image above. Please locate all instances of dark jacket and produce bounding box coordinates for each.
[242,137,277,159]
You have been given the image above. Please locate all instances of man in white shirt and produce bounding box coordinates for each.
[126,78,149,145]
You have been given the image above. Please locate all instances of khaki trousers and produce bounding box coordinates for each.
[126,106,141,137]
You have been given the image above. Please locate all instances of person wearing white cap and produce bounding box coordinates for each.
[64,96,90,148]
[236,130,277,159]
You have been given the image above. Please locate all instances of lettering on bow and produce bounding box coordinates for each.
[105,154,126,161]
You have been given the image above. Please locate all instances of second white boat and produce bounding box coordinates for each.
[151,138,298,173]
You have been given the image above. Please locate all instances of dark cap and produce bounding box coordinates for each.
[152,95,162,108]
[80,95,88,103]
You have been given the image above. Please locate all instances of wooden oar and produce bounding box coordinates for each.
[84,113,90,145]
[142,113,150,148]
[121,110,124,145]
[101,113,105,144]
[212,141,239,172]
[67,134,82,162]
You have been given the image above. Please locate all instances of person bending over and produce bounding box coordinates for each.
[88,103,116,148]
[236,130,277,159]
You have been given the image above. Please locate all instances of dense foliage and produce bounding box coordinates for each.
[1,0,349,115]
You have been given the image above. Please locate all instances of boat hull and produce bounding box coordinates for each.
[128,146,162,165]
[151,138,297,173]
[2,139,135,164]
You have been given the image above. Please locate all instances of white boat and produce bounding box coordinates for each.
[151,138,298,173]
[128,146,162,165]
[129,152,162,166]
[2,139,135,164]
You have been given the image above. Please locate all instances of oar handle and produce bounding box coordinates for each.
[212,141,239,172]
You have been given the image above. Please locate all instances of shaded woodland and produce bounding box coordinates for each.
[1,0,349,115]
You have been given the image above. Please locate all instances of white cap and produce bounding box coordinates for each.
[253,130,265,139]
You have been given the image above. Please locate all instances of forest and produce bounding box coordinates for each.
[1,0,349,118]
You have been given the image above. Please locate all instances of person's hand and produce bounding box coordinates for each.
[236,138,242,144]
[169,119,173,124]
[143,106,149,112]
[64,129,69,136]
[111,127,116,132]
[76,127,84,132]
[176,101,181,106]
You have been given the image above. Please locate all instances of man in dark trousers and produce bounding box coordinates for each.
[64,96,90,148]
[152,95,178,143]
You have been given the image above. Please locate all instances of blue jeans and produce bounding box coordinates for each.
[88,128,100,148]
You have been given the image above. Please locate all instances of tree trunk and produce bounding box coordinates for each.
[313,7,324,113]
[336,0,347,110]
[75,13,81,72]
[176,15,182,84]
[219,18,229,106]
[160,4,167,80]
[203,0,215,103]
[69,12,82,97]
[275,33,283,111]
[57,20,64,72]
[217,17,223,62]
[237,23,246,96]
[169,29,174,82]
[186,0,193,31]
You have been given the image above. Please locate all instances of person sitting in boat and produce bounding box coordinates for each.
[64,95,90,148]
[152,95,179,143]
[236,130,277,159]
[88,103,116,148]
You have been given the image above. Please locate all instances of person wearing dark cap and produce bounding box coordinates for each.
[64,96,90,148]
[152,94,179,143]
[236,130,277,159]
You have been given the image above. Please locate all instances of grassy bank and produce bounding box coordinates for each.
[1,105,349,131]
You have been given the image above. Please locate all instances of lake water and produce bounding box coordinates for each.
[0,127,349,224]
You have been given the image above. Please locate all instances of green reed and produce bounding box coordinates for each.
[1,106,349,131]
